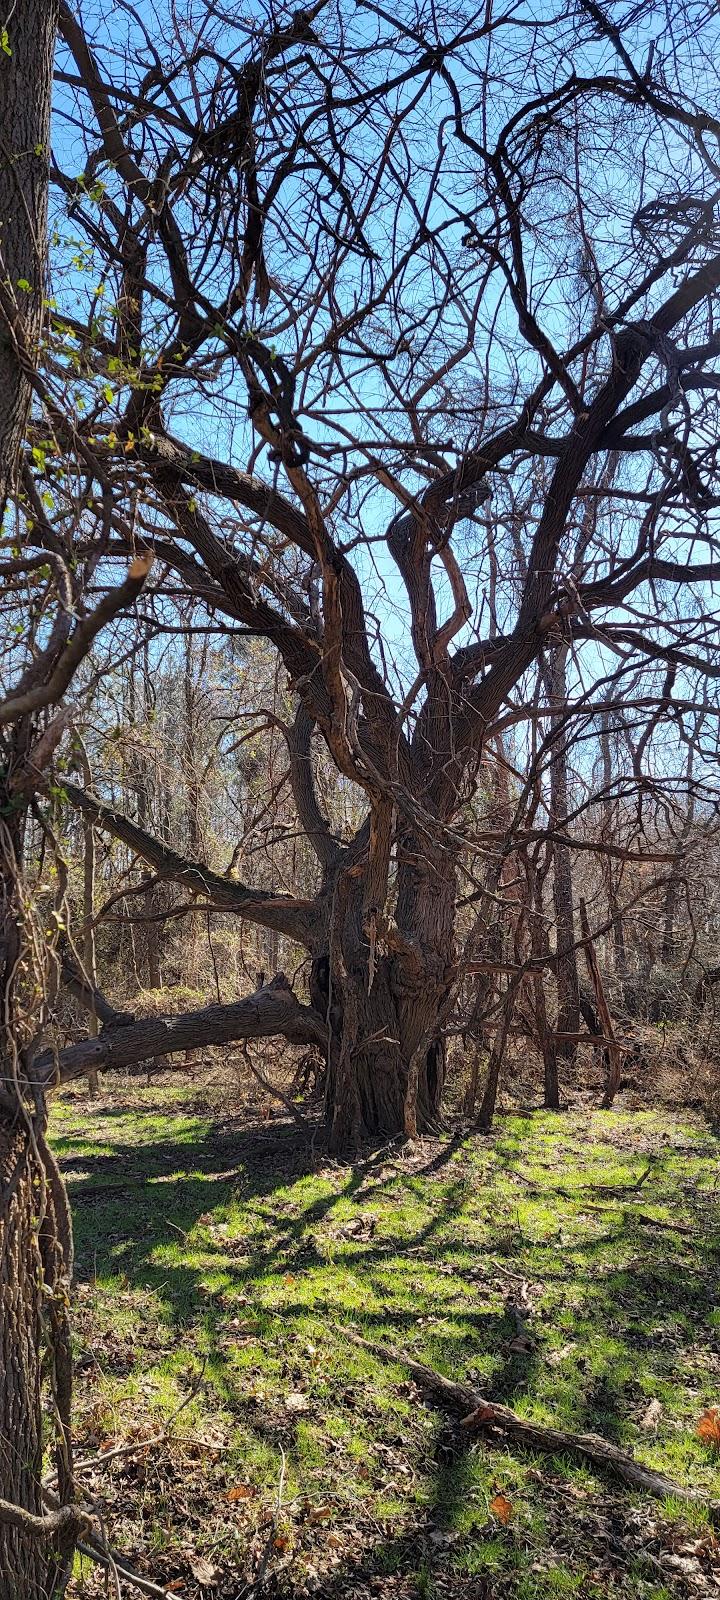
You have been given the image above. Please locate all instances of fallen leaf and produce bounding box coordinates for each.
[697,1407,720,1446]
[547,1342,576,1367]
[307,1505,332,1522]
[285,1391,310,1412]
[490,1492,513,1525]
[188,1554,221,1586]
[640,1398,663,1431]
[507,1333,535,1354]
[226,1483,257,1502]
[460,1402,496,1429]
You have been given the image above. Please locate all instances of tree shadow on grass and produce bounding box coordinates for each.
[55,1094,720,1599]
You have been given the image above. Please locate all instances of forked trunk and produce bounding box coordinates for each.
[320,840,456,1148]
[323,960,447,1146]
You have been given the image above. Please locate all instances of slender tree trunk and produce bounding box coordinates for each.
[77,739,99,1094]
[461,742,517,1115]
[477,977,520,1132]
[527,857,559,1109]
[546,646,580,1062]
[599,706,626,975]
[579,899,623,1107]
[183,637,202,857]
[662,749,694,964]
[127,654,163,988]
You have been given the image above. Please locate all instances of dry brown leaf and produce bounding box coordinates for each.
[129,552,153,580]
[697,1406,720,1445]
[640,1398,663,1431]
[460,1402,496,1429]
[188,1554,221,1586]
[307,1505,332,1523]
[226,1483,257,1502]
[489,1492,513,1525]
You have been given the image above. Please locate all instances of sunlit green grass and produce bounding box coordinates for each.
[52,1083,720,1597]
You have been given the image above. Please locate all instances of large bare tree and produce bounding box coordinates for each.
[4,2,720,1574]
[39,0,720,1146]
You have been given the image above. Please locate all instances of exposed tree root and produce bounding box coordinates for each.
[340,1326,718,1514]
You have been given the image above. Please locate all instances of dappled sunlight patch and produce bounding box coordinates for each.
[52,1082,720,1598]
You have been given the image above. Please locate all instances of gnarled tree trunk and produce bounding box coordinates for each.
[320,837,456,1148]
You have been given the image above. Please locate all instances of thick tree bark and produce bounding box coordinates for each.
[322,956,448,1147]
[0,7,63,1591]
[0,1122,45,1599]
[320,837,456,1148]
[0,823,75,1598]
[0,2,58,507]
[35,972,326,1088]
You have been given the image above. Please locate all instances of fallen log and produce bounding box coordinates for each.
[30,972,326,1089]
[339,1326,717,1514]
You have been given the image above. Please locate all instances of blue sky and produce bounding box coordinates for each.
[40,0,720,788]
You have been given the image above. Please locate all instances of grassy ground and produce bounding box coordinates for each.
[50,1075,720,1599]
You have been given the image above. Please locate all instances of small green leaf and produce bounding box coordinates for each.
[103,382,113,403]
[1,27,11,55]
